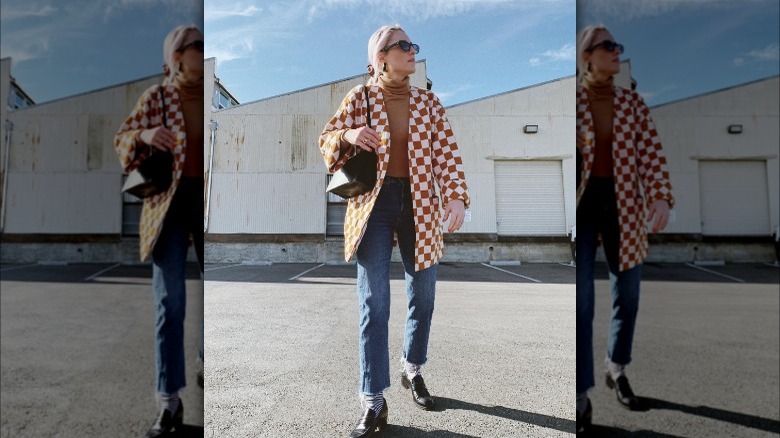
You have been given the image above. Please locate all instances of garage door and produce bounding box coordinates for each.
[495,160,566,235]
[700,160,770,235]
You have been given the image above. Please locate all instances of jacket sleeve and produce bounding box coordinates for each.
[114,85,161,174]
[634,94,675,208]
[429,93,470,209]
[319,86,362,174]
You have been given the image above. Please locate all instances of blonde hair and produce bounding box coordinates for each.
[367,24,405,84]
[576,25,609,82]
[163,25,202,85]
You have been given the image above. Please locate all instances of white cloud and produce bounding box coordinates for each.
[0,4,57,21]
[435,83,476,104]
[542,42,575,61]
[205,5,262,21]
[734,42,779,67]
[638,83,677,103]
[747,42,779,61]
[528,42,574,67]
[584,0,735,22]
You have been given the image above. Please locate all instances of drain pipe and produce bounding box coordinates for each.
[204,119,218,233]
[1,119,13,233]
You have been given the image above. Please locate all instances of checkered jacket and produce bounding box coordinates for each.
[577,85,675,272]
[115,84,188,262]
[320,84,470,272]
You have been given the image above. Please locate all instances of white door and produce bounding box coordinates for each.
[699,160,770,235]
[495,160,566,235]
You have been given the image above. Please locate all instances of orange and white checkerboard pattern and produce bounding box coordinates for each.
[115,84,187,262]
[577,85,674,272]
[320,84,470,272]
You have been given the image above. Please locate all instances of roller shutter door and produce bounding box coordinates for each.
[495,160,566,235]
[699,160,770,235]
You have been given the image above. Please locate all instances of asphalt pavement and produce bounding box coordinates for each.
[586,262,780,437]
[204,262,576,437]
[0,262,204,437]
[2,260,777,437]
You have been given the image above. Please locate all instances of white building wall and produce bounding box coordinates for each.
[205,60,429,235]
[446,76,577,235]
[2,74,162,234]
[651,76,780,236]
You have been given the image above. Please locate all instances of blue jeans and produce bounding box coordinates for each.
[576,177,642,394]
[151,177,204,394]
[355,177,437,395]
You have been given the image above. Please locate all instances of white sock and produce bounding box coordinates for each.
[576,391,589,416]
[607,359,625,380]
[362,392,384,415]
[402,358,422,379]
[159,392,180,413]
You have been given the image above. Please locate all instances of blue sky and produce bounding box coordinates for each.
[205,0,576,106]
[0,0,202,104]
[578,0,780,106]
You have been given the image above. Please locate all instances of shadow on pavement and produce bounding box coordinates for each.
[179,424,204,437]
[435,396,575,434]
[584,425,685,437]
[386,426,478,437]
[641,396,780,434]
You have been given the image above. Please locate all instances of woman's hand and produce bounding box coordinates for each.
[139,127,176,152]
[648,199,670,233]
[443,199,466,233]
[343,127,381,152]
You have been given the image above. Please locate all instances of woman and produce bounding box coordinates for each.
[115,25,204,438]
[319,25,469,437]
[575,25,674,432]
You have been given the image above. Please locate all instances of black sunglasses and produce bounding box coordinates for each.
[381,40,420,54]
[586,40,624,54]
[178,40,204,53]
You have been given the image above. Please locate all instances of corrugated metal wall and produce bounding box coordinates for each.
[204,60,429,235]
[446,76,577,236]
[2,74,162,234]
[205,58,577,238]
[651,76,780,235]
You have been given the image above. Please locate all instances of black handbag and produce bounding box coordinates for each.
[326,86,378,199]
[122,88,174,199]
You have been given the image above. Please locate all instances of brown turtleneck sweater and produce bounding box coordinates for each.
[582,75,614,178]
[174,76,204,178]
[377,75,410,178]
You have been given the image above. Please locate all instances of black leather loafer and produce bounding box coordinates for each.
[400,374,435,410]
[576,397,592,434]
[145,401,183,438]
[349,398,388,438]
[606,373,642,410]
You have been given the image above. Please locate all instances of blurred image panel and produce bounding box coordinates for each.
[0,1,205,436]
[575,0,779,435]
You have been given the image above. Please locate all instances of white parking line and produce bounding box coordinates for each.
[289,263,326,281]
[685,263,746,283]
[480,263,542,283]
[204,263,243,272]
[84,263,121,282]
[0,263,38,273]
